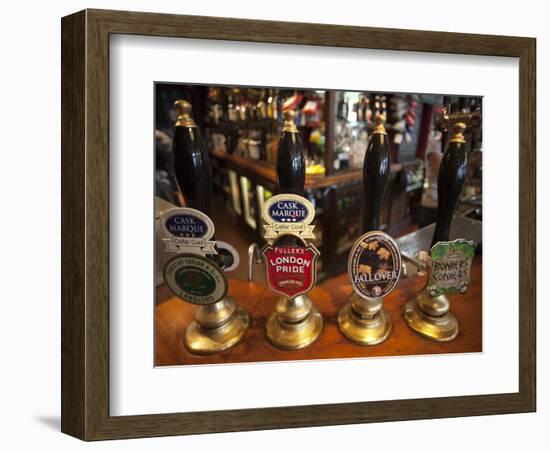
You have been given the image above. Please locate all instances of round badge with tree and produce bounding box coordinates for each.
[212,240,240,272]
[348,231,402,299]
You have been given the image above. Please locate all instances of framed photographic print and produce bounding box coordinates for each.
[61,9,536,441]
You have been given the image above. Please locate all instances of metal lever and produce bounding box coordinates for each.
[169,99,249,355]
[277,110,305,196]
[363,114,390,232]
[431,122,468,248]
[172,100,212,215]
[401,252,429,279]
[247,243,262,282]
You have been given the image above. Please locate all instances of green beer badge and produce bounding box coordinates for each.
[427,238,475,297]
[164,254,227,305]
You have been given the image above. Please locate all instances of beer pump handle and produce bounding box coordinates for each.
[363,114,390,233]
[172,99,212,215]
[276,110,305,196]
[430,122,468,248]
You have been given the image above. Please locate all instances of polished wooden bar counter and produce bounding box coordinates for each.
[155,256,482,366]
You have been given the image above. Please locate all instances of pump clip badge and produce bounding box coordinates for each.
[262,194,315,241]
[262,235,319,299]
[349,231,402,300]
[164,254,227,305]
[161,207,217,255]
[427,239,475,297]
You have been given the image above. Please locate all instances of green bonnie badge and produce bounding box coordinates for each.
[348,231,402,299]
[427,238,475,297]
[262,194,315,241]
[163,254,227,305]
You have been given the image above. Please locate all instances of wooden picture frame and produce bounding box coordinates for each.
[61,8,536,441]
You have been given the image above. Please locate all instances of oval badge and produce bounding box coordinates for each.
[262,194,315,241]
[263,194,314,224]
[213,240,240,272]
[348,231,402,299]
[163,254,227,305]
[161,207,214,239]
[268,199,309,223]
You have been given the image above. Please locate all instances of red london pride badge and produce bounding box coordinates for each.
[262,235,319,299]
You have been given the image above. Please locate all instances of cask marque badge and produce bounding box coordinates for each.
[163,254,227,305]
[262,194,315,241]
[427,238,475,297]
[348,231,402,299]
[161,207,217,255]
[262,235,319,299]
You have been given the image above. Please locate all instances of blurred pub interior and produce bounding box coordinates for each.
[155,83,482,283]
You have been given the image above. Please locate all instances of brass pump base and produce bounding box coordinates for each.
[266,294,323,350]
[403,290,458,342]
[184,296,249,355]
[337,293,392,346]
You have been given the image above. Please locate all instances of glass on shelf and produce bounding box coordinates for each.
[204,87,329,169]
[239,176,257,230]
[333,91,370,172]
[256,185,273,229]
[228,170,242,216]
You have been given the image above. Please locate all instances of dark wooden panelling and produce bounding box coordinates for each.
[61,10,86,439]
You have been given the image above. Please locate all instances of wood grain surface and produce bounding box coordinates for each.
[156,257,482,366]
[61,9,536,440]
[210,149,402,190]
